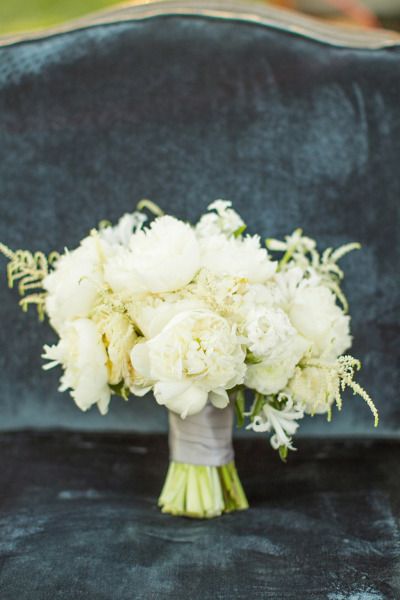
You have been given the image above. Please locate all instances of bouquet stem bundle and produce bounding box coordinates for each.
[159,461,248,518]
[159,402,248,518]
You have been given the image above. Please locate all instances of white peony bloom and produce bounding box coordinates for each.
[245,334,309,395]
[130,298,207,339]
[288,285,351,359]
[99,211,147,247]
[196,200,245,238]
[104,215,200,296]
[43,235,108,334]
[247,393,304,449]
[42,318,110,415]
[130,309,246,418]
[287,365,336,415]
[199,233,277,284]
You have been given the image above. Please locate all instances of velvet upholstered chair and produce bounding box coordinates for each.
[0,2,399,598]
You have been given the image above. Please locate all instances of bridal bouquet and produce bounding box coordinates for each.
[0,200,378,518]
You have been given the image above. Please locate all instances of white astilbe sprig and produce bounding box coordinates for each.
[303,355,379,427]
[266,229,360,312]
[99,211,148,246]
[196,200,246,238]
[246,392,304,455]
[266,229,316,268]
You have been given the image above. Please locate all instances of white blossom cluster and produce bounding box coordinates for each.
[39,200,377,456]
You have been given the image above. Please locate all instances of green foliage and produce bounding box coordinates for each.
[109,381,130,401]
[250,392,266,419]
[234,389,246,428]
[0,0,123,36]
[233,224,247,238]
[278,445,288,463]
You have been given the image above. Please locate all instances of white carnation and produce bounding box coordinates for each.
[245,334,309,396]
[43,235,107,333]
[287,366,335,415]
[130,309,246,418]
[288,286,351,359]
[199,233,277,284]
[42,318,110,415]
[104,215,200,295]
[245,307,297,358]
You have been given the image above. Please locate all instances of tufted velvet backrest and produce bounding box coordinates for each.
[0,3,399,434]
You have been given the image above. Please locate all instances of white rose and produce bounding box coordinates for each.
[288,286,351,359]
[130,309,246,418]
[199,233,277,284]
[245,334,309,395]
[43,235,107,333]
[42,318,110,415]
[287,366,335,415]
[104,215,200,295]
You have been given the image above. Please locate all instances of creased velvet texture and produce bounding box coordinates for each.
[0,15,399,433]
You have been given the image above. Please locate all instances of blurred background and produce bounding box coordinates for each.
[1,0,400,36]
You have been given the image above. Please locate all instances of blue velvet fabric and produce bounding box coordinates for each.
[1,432,400,599]
[0,15,399,433]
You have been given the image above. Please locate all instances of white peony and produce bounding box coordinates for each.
[130,309,246,418]
[43,235,107,334]
[245,334,309,395]
[288,285,351,359]
[42,318,110,414]
[287,366,336,415]
[195,200,245,238]
[129,297,207,339]
[104,215,200,296]
[199,233,277,284]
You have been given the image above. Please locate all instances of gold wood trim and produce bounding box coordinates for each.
[0,0,399,49]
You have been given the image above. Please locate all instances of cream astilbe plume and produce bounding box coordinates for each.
[289,355,379,427]
[0,242,59,320]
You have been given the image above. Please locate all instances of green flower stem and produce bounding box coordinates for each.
[158,461,249,519]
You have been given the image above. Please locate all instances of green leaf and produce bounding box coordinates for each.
[98,219,112,230]
[235,389,246,428]
[250,393,265,419]
[278,445,288,463]
[245,351,262,365]
[233,225,247,238]
[109,381,130,400]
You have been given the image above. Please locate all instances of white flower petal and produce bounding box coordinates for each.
[209,388,229,409]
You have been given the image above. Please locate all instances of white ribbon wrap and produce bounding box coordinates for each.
[168,401,234,467]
